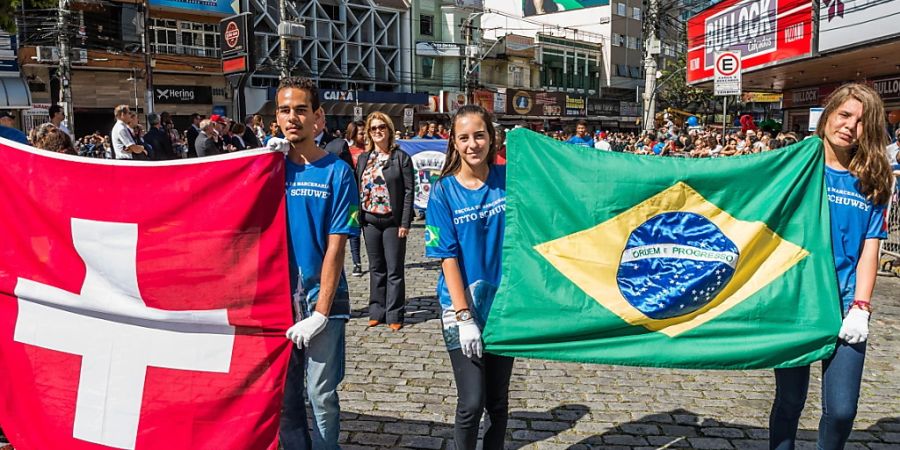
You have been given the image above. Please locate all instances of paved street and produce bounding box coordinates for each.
[339,223,900,449]
[2,224,897,450]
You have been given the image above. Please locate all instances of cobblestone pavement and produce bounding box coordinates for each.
[2,224,897,450]
[339,223,900,449]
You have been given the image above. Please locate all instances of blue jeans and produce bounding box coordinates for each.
[280,319,346,450]
[770,339,867,450]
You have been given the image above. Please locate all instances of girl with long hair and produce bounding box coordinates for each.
[769,83,892,450]
[354,112,415,330]
[425,104,512,449]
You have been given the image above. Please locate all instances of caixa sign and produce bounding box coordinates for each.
[320,90,356,102]
[154,85,213,104]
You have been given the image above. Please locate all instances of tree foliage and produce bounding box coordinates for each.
[0,0,57,34]
[657,53,715,111]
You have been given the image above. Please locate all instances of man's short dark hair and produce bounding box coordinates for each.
[276,77,320,111]
[49,104,63,117]
[190,113,203,121]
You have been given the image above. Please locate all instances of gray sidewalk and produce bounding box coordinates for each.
[341,223,900,449]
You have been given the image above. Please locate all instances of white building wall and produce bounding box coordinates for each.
[480,1,613,87]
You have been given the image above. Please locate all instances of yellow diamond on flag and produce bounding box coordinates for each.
[534,182,809,337]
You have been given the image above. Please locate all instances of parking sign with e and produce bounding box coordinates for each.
[714,52,741,96]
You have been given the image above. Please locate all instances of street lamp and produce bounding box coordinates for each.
[126,68,139,111]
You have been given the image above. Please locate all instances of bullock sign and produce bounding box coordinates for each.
[686,0,813,84]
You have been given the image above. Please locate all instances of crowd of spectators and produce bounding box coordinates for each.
[545,118,811,158]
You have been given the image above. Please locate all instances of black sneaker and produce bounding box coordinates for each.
[352,264,363,277]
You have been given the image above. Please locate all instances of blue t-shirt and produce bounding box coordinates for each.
[825,166,888,313]
[566,135,594,147]
[0,125,29,145]
[425,166,506,347]
[285,152,360,320]
[652,141,666,155]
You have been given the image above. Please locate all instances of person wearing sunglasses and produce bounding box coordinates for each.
[354,112,415,331]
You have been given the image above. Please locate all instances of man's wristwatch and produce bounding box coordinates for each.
[455,309,473,322]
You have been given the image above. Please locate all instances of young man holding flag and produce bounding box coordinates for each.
[271,77,360,450]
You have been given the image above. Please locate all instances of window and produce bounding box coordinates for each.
[511,66,524,87]
[422,57,434,79]
[617,64,629,77]
[632,7,641,20]
[151,19,178,55]
[616,2,627,16]
[181,22,219,57]
[612,33,623,47]
[420,15,434,36]
[630,66,642,78]
[150,19,219,58]
[626,36,638,49]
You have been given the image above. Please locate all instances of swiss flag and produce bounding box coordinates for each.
[0,138,293,449]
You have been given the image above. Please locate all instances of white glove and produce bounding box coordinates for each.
[267,137,291,154]
[838,308,870,345]
[286,311,328,348]
[458,319,483,359]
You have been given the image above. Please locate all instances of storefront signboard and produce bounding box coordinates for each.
[687,0,813,84]
[154,85,213,104]
[149,0,237,15]
[818,0,900,52]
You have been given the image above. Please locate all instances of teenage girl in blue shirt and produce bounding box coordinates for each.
[425,105,513,450]
[769,83,894,450]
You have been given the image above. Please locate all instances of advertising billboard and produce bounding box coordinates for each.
[506,89,564,116]
[149,0,237,15]
[686,0,813,84]
[523,0,609,16]
[818,0,900,52]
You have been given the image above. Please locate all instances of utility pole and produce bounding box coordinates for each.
[463,20,472,103]
[279,0,289,78]
[57,0,74,132]
[143,0,154,118]
[461,12,483,104]
[642,0,659,133]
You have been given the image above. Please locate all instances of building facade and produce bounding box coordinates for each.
[17,0,232,137]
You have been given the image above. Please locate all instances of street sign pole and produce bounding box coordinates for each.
[722,96,727,134]
[713,51,741,134]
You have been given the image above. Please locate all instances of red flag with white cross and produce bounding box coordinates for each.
[0,138,293,450]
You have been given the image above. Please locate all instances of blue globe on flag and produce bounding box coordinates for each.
[616,212,739,320]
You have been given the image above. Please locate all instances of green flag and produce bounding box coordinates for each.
[482,130,841,369]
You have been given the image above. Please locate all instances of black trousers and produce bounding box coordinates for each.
[348,234,361,266]
[362,212,406,324]
[448,350,515,450]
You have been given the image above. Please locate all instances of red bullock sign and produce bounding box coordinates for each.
[687,0,813,84]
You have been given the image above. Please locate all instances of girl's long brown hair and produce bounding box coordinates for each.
[364,111,396,153]
[440,105,498,178]
[815,83,893,205]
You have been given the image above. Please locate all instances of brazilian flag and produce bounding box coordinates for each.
[482,130,841,369]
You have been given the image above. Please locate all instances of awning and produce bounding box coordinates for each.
[255,100,420,119]
[0,76,32,109]
[322,101,416,118]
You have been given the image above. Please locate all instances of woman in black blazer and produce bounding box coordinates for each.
[356,112,415,330]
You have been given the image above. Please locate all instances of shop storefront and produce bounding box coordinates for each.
[781,85,840,134]
[316,89,428,134]
[872,74,900,136]
[67,71,227,136]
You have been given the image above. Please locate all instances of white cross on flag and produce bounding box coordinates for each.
[0,138,293,449]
